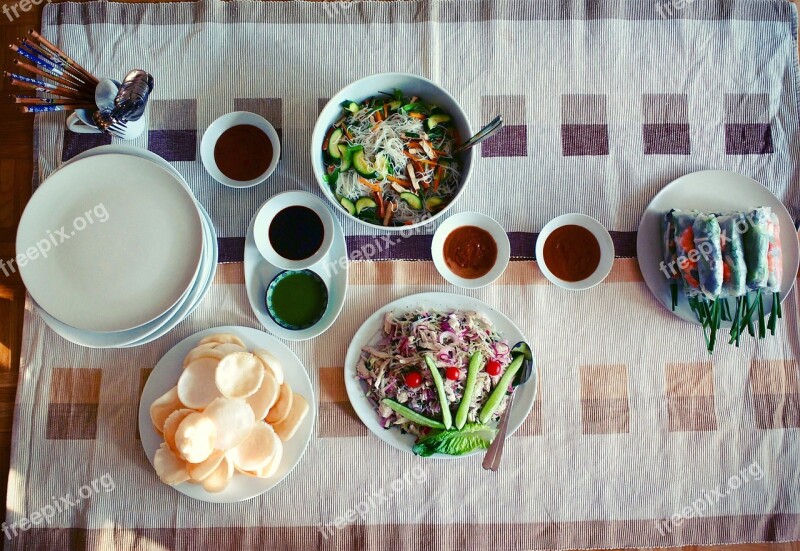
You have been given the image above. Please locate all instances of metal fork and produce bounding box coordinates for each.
[92,109,127,139]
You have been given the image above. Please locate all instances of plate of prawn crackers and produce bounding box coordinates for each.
[138,326,315,502]
[638,170,799,353]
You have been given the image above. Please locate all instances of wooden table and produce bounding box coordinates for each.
[0,2,799,550]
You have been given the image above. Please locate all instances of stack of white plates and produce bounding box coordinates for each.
[16,146,218,348]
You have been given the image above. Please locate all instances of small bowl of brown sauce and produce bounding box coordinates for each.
[253,191,335,271]
[536,213,614,291]
[431,212,510,289]
[201,111,280,188]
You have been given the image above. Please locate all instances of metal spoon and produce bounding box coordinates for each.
[482,341,534,471]
[454,115,503,154]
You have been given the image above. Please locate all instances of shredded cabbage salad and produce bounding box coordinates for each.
[356,309,512,436]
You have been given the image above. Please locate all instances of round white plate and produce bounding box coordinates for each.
[343,292,537,458]
[244,199,348,341]
[32,146,218,348]
[637,170,799,324]
[17,154,204,332]
[138,326,316,503]
[34,204,214,348]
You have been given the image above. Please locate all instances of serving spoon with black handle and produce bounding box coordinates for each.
[482,341,534,471]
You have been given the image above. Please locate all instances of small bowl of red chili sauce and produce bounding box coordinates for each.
[536,213,614,290]
[200,111,280,188]
[431,212,510,289]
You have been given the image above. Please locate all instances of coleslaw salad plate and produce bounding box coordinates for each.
[343,292,537,458]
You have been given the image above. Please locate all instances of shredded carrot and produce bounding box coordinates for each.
[374,110,383,123]
[403,220,414,226]
[344,126,353,140]
[387,175,410,187]
[322,126,334,150]
[408,112,425,120]
[358,176,381,192]
[421,180,430,190]
[374,191,385,218]
[416,159,438,166]
[383,104,388,119]
[433,166,444,191]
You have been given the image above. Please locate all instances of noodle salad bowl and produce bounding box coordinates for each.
[311,73,474,231]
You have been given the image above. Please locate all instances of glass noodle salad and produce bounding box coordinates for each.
[356,309,517,456]
[321,89,462,227]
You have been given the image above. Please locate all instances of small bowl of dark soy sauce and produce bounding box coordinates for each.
[253,191,335,270]
[200,111,281,188]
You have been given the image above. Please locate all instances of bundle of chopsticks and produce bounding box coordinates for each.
[5,30,99,114]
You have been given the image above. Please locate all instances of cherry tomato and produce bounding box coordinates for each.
[404,372,423,388]
[486,360,502,377]
[445,367,461,381]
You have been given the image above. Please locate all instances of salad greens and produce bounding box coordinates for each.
[412,423,497,457]
[321,89,462,227]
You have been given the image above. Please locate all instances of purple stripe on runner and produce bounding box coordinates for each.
[346,231,638,261]
[218,237,245,263]
[215,232,638,264]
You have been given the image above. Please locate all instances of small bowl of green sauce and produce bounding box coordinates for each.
[265,270,329,330]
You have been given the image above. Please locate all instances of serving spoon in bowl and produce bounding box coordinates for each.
[454,115,504,154]
[482,341,534,471]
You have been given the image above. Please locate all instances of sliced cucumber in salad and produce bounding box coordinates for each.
[339,197,356,215]
[327,128,343,159]
[400,192,423,210]
[355,197,377,214]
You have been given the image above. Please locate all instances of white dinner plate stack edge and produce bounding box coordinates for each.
[19,147,218,348]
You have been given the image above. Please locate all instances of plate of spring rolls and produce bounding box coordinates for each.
[637,170,799,352]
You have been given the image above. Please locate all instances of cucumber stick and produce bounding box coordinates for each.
[478,354,525,424]
[424,355,452,429]
[454,352,483,429]
[381,399,446,429]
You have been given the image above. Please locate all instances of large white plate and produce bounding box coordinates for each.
[244,200,348,341]
[34,204,214,348]
[343,292,538,458]
[138,326,316,503]
[17,154,204,332]
[637,170,799,324]
[31,146,218,348]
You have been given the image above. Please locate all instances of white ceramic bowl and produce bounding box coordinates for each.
[200,111,280,188]
[252,191,335,271]
[536,213,615,291]
[311,73,474,231]
[431,212,511,289]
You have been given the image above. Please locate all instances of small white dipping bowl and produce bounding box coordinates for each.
[431,212,511,289]
[536,213,614,291]
[253,191,335,271]
[200,111,280,188]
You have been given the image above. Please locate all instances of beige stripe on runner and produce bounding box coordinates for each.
[214,259,643,286]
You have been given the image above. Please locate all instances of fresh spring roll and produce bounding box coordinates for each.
[692,213,724,300]
[672,210,702,296]
[743,207,771,291]
[766,211,782,292]
[716,213,748,297]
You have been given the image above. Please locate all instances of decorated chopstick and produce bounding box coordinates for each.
[27,29,99,86]
[20,104,95,113]
[6,75,90,100]
[11,59,89,92]
[17,39,90,88]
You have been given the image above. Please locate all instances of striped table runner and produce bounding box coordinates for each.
[7,0,800,549]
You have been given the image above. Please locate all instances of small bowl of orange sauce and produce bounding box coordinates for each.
[536,213,614,291]
[431,212,510,289]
